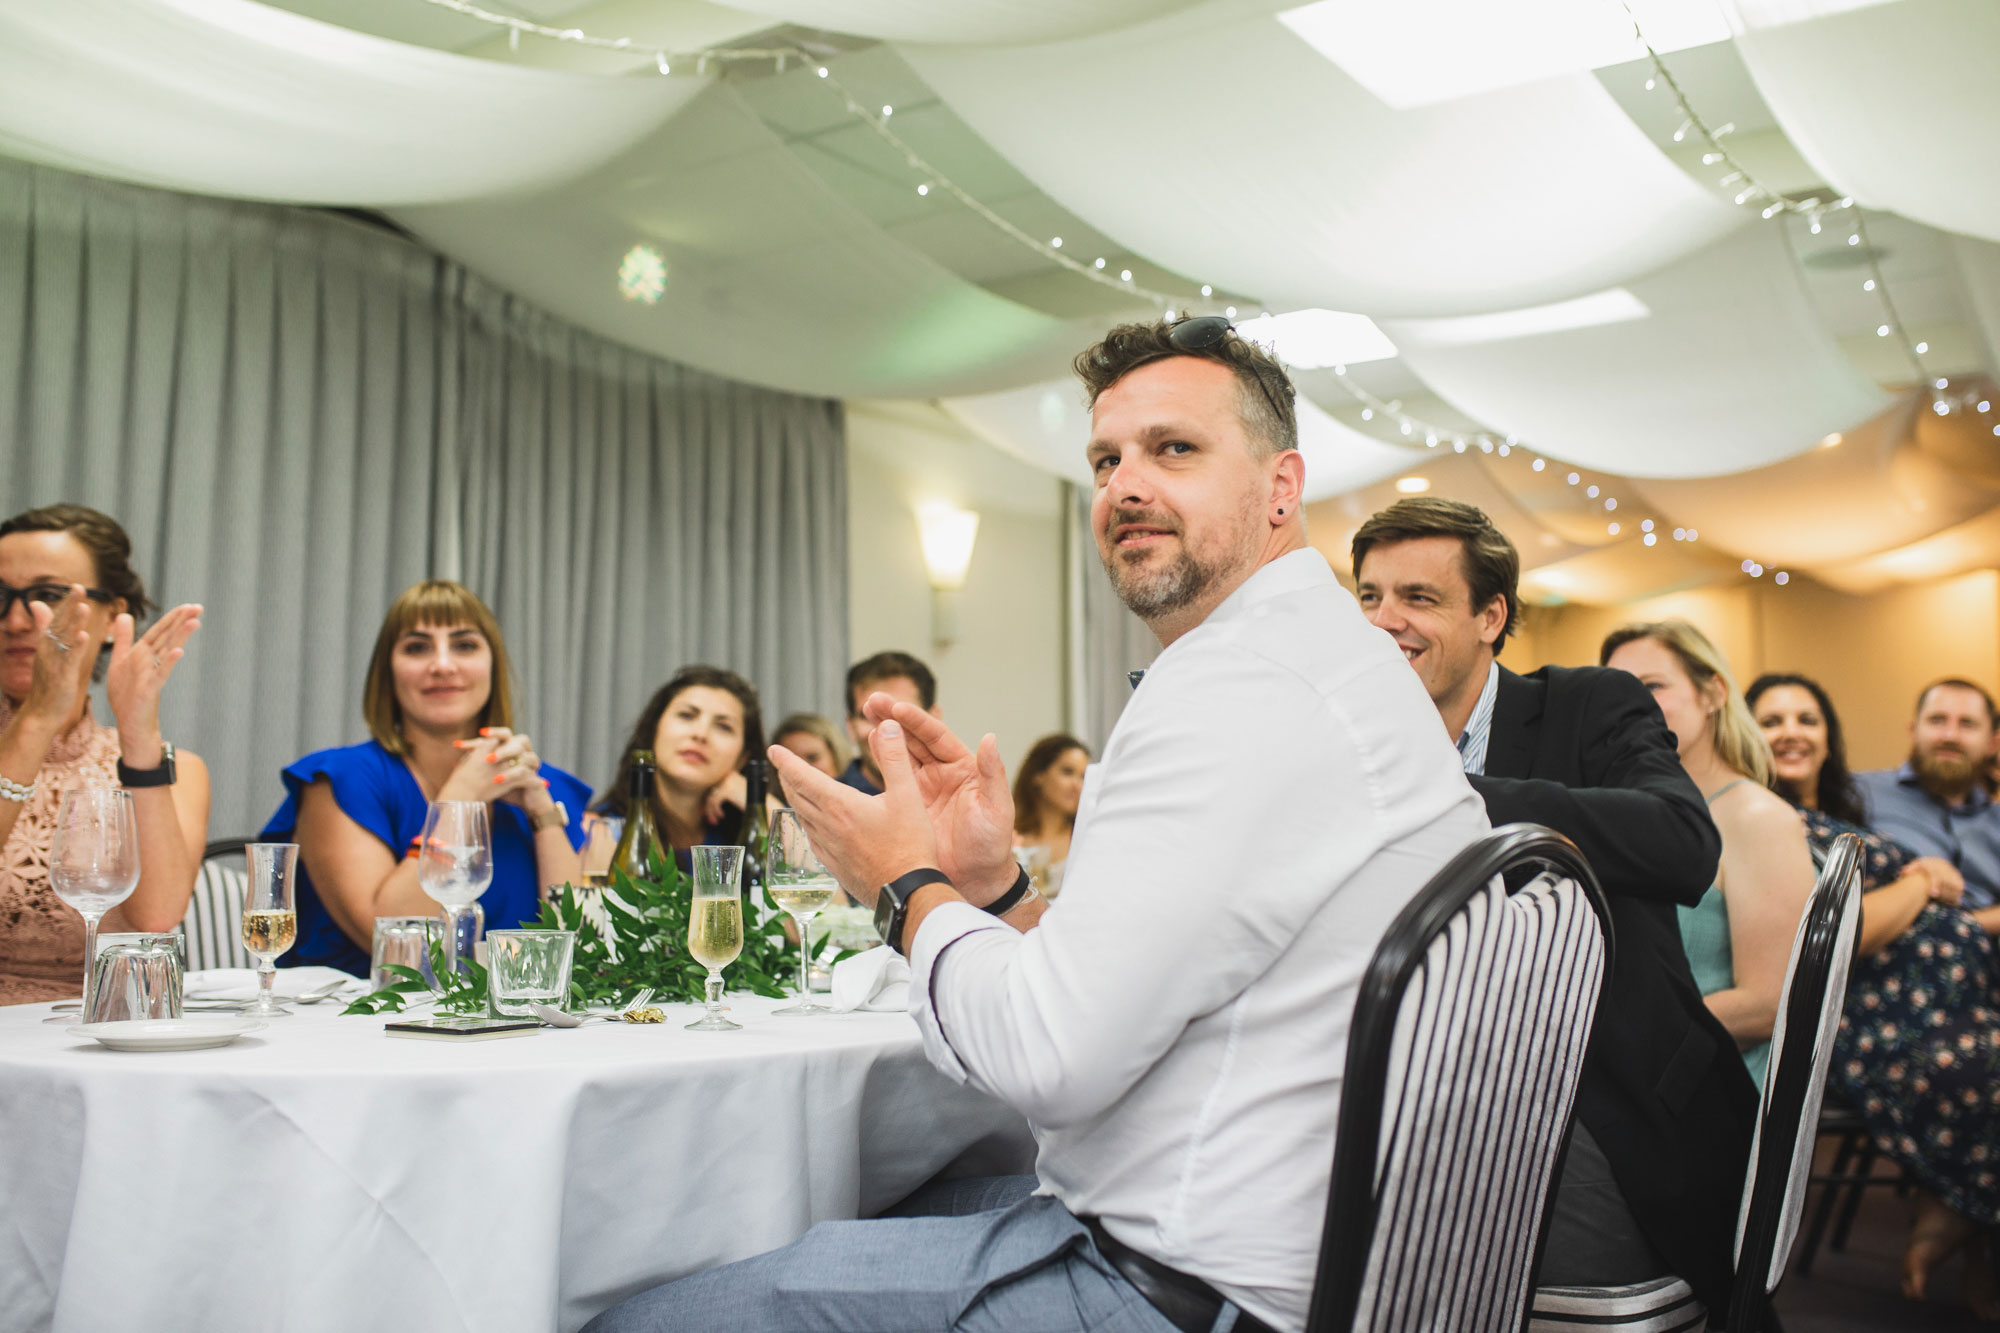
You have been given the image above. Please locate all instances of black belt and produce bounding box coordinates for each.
[1083,1218,1278,1333]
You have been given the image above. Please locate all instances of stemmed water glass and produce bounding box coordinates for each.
[767,809,835,1016]
[241,843,299,1017]
[417,801,493,980]
[46,788,140,1024]
[685,845,744,1031]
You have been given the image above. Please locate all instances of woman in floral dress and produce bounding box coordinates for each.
[1749,673,1999,1316]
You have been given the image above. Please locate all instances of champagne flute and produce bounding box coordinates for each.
[580,814,624,889]
[417,801,493,980]
[241,843,299,1017]
[768,809,835,1016]
[45,788,140,1024]
[685,845,744,1031]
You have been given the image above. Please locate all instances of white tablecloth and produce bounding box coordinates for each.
[0,993,1033,1332]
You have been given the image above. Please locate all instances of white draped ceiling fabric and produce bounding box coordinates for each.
[941,379,1419,503]
[1383,224,1891,477]
[0,0,701,205]
[1723,0,2000,246]
[900,0,1748,318]
[396,87,1101,399]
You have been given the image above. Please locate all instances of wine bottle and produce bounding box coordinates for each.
[740,757,771,902]
[611,749,663,882]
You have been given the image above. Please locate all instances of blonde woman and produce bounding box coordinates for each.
[1601,620,1813,1091]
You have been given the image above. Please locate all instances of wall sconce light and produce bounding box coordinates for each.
[917,501,980,647]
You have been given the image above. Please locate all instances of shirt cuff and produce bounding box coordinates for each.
[908,899,1010,1084]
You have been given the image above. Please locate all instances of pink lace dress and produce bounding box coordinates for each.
[0,700,125,1005]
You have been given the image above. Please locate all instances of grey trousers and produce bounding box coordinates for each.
[582,1176,1246,1333]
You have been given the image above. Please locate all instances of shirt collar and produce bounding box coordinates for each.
[1200,548,1335,627]
[1456,660,1501,777]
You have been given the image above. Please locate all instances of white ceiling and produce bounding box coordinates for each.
[3,0,1997,601]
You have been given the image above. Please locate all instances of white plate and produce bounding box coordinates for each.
[67,1017,268,1051]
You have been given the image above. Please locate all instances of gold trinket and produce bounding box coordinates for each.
[622,1007,665,1024]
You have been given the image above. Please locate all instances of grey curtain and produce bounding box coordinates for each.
[0,158,847,835]
[1070,488,1159,756]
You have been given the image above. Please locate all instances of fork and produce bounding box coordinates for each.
[290,979,353,1006]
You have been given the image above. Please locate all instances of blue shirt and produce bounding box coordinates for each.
[1855,764,2000,909]
[261,739,592,976]
[836,757,882,796]
[1455,661,1500,777]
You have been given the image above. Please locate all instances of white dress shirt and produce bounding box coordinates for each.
[908,548,1489,1332]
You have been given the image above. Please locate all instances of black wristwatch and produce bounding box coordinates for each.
[875,868,954,956]
[117,741,177,789]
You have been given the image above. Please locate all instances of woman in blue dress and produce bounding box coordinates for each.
[1748,672,1999,1316]
[264,581,589,976]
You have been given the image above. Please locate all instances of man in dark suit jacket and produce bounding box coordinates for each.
[1352,498,1757,1315]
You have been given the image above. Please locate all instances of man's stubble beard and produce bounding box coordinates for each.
[1102,498,1264,624]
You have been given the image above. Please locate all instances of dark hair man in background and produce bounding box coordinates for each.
[1856,678,2000,933]
[1351,496,1755,1316]
[839,650,938,795]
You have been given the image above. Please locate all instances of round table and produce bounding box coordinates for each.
[0,993,1033,1332]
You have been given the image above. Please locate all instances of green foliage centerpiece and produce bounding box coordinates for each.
[343,846,796,1015]
[535,846,794,1007]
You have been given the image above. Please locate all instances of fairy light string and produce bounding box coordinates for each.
[416,0,1852,582]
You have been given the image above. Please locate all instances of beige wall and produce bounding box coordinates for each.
[1511,569,2000,771]
[845,401,1069,776]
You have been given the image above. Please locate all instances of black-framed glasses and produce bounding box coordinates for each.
[1168,315,1293,434]
[0,582,113,619]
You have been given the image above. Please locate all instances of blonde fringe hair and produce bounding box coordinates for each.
[1600,618,1772,787]
[362,580,516,756]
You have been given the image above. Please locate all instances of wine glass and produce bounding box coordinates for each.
[685,845,744,1031]
[46,788,140,1024]
[241,843,299,1017]
[768,809,835,1016]
[417,801,493,980]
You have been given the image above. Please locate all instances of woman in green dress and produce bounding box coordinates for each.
[1600,620,1815,1094]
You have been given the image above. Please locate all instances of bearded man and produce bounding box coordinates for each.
[586,316,1487,1333]
[1858,679,2000,932]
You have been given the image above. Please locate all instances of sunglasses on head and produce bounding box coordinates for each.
[0,582,114,619]
[1167,316,1291,432]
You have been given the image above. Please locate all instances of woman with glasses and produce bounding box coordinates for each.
[262,581,589,977]
[0,504,208,1004]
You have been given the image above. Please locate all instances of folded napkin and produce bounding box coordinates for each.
[184,966,369,1002]
[829,946,910,1014]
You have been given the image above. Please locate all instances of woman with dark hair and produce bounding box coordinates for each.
[1745,672,1870,825]
[599,667,765,851]
[1011,734,1090,899]
[264,581,589,976]
[0,504,209,1003]
[1745,673,2000,1311]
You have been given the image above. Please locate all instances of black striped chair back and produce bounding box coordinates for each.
[1722,831,1862,1332]
[1527,830,1865,1333]
[181,837,252,971]
[1308,824,1613,1333]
